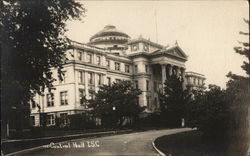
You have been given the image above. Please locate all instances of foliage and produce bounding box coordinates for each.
[188,85,231,140]
[187,19,249,155]
[159,75,192,127]
[1,0,85,133]
[88,80,144,128]
[233,19,249,76]
[68,113,96,130]
[224,19,249,156]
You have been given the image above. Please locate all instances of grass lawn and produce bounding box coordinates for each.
[154,130,230,156]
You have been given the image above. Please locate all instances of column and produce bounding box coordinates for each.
[84,71,89,98]
[94,73,98,92]
[102,55,105,66]
[176,67,181,77]
[181,67,185,79]
[93,53,96,64]
[161,64,166,90]
[172,66,176,76]
[74,70,78,108]
[83,51,87,62]
[167,64,172,77]
[103,73,107,85]
[180,67,186,89]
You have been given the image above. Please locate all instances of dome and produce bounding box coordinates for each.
[89,25,130,46]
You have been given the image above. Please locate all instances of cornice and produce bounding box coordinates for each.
[107,69,133,77]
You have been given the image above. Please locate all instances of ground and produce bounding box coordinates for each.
[11,128,191,156]
[154,130,250,156]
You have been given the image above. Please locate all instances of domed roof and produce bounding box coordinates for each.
[89,25,130,42]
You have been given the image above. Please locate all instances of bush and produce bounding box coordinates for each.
[68,113,96,130]
[187,85,231,142]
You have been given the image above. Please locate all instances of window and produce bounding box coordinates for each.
[78,71,84,84]
[60,113,69,125]
[97,74,102,85]
[60,91,68,105]
[107,77,111,86]
[145,65,149,73]
[115,62,120,71]
[60,71,67,83]
[144,44,149,51]
[106,60,110,68]
[125,64,130,73]
[135,80,139,89]
[154,81,157,92]
[131,44,139,51]
[47,114,55,126]
[77,51,82,61]
[96,55,101,65]
[47,93,54,107]
[86,53,92,63]
[79,89,85,106]
[88,72,94,85]
[31,99,36,108]
[134,65,138,73]
[146,80,149,91]
[30,116,35,126]
[147,97,150,108]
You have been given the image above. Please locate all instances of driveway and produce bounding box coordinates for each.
[13,128,191,156]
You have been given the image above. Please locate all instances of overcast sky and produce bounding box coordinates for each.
[66,1,249,88]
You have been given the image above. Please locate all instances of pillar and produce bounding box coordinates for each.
[180,67,186,89]
[181,67,185,79]
[161,64,166,90]
[84,71,89,98]
[83,51,87,62]
[172,66,177,76]
[176,67,181,77]
[167,64,173,77]
[94,73,98,92]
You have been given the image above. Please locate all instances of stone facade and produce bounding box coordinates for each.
[30,25,204,126]
[185,71,206,90]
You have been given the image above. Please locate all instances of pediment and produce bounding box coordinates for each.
[167,46,188,59]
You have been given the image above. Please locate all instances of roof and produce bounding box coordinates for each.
[89,25,130,41]
[185,71,206,79]
[151,45,188,61]
[127,36,163,49]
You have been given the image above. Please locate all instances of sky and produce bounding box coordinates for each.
[66,1,249,88]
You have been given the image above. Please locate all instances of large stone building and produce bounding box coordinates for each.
[185,71,206,90]
[30,25,204,126]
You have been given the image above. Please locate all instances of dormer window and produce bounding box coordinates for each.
[144,44,149,51]
[131,44,139,51]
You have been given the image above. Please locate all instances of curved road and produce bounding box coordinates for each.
[14,128,191,156]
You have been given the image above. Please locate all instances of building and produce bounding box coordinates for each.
[185,71,206,90]
[30,25,204,126]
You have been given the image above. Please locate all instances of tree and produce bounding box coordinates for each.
[225,19,249,156]
[187,19,249,155]
[1,0,85,137]
[88,81,144,128]
[190,85,231,139]
[159,75,192,127]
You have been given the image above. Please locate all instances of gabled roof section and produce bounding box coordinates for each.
[127,36,163,49]
[151,45,188,61]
